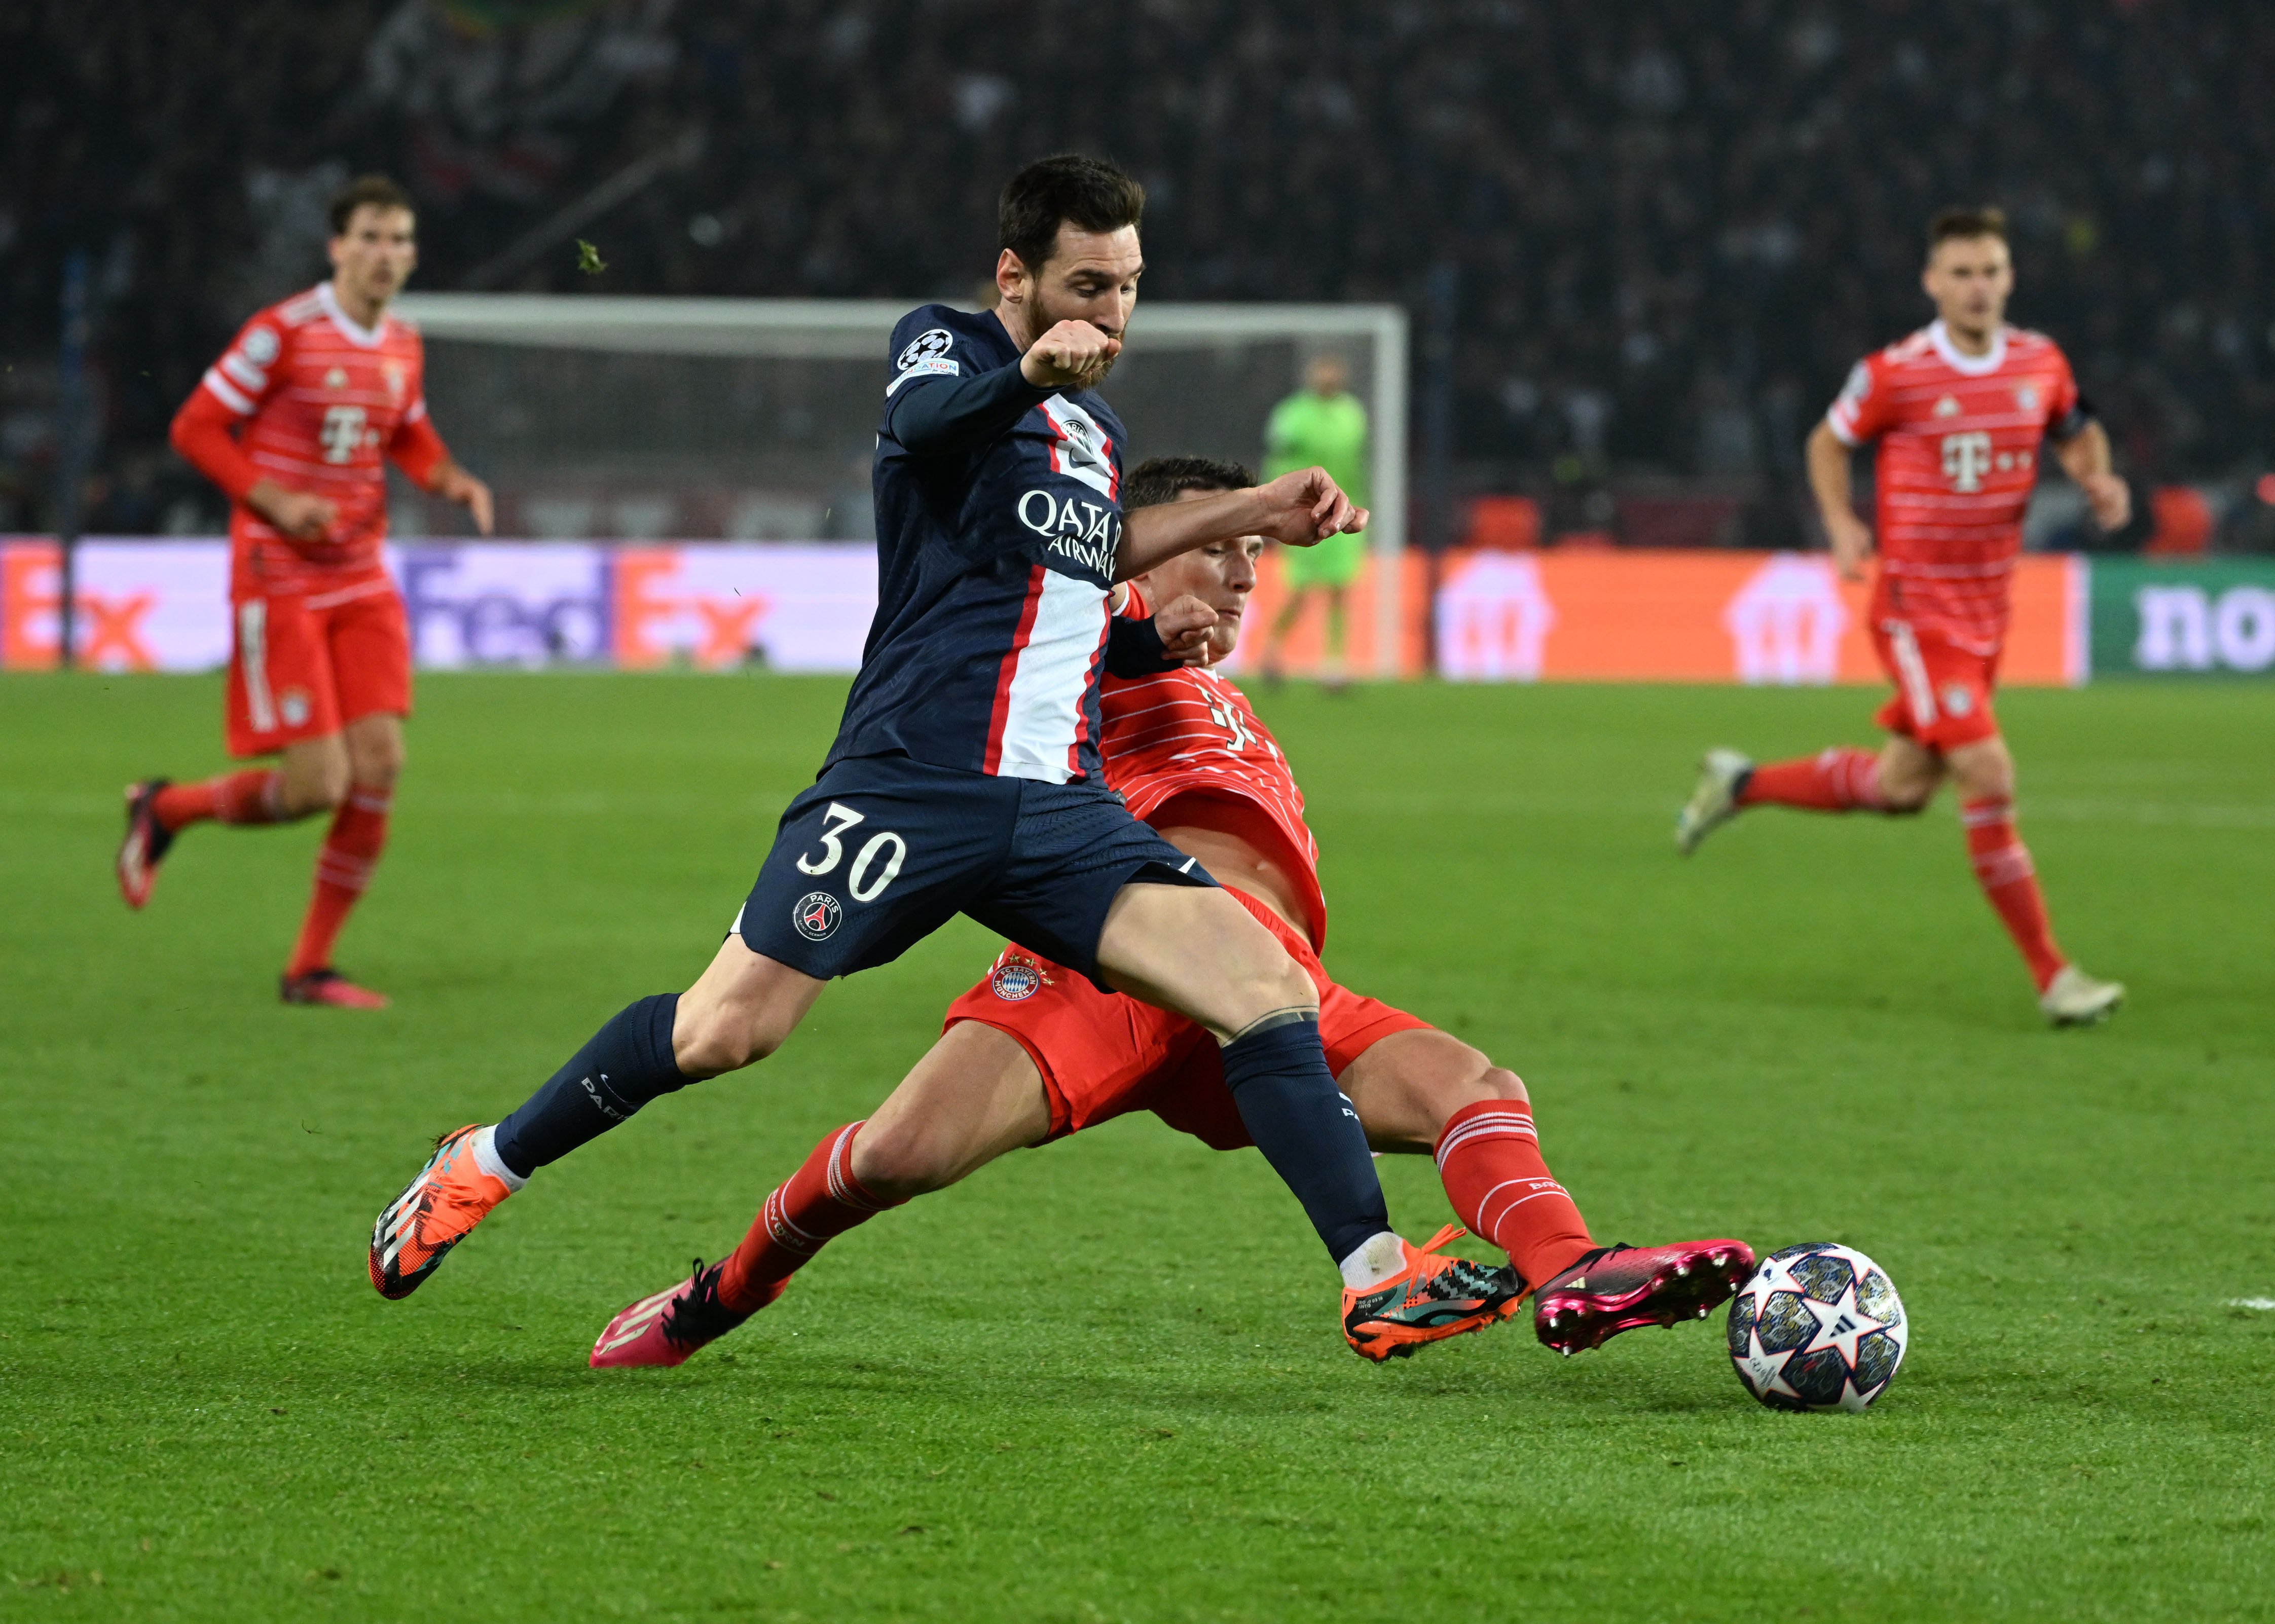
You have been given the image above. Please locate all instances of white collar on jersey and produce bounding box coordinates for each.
[1928,318,2007,376]
[317,281,390,350]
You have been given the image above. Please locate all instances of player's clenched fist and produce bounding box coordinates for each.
[1020,319,1122,390]
[1252,466,1368,547]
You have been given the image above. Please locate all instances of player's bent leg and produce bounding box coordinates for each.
[1096,883,1461,1358]
[369,937,825,1301]
[1339,1028,1752,1355]
[1945,736,2119,1020]
[672,933,829,1077]
[282,717,401,1007]
[851,1020,1053,1199]
[592,1024,1051,1370]
[1873,734,1944,813]
[117,740,342,911]
[1343,1029,1593,1291]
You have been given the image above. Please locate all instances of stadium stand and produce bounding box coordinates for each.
[3,0,2270,543]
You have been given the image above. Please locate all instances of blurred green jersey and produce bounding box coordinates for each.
[1263,388,1370,511]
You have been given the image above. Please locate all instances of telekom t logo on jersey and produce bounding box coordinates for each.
[320,404,368,464]
[1941,430,1993,493]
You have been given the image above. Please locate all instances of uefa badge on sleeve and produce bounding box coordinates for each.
[792,892,842,941]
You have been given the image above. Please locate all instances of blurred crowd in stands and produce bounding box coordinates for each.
[5,0,2273,548]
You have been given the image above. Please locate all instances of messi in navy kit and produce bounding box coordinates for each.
[368,157,1484,1360]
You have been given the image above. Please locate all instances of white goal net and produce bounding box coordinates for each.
[390,294,1408,674]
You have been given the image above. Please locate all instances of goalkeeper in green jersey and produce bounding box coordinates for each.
[1258,353,1370,687]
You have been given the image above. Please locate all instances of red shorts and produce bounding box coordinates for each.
[942,888,1430,1151]
[1869,618,2002,752]
[226,578,411,758]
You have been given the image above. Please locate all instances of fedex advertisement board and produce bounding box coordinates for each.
[1,539,878,674]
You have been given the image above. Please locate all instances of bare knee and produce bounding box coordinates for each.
[1232,952,1319,1034]
[279,757,350,817]
[671,999,792,1080]
[846,1119,956,1201]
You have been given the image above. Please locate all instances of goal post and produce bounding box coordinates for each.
[392,294,1409,676]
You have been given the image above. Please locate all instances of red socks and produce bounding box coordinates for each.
[286,788,390,978]
[719,1121,906,1313]
[153,769,288,830]
[1737,747,1887,813]
[1961,797,2066,991]
[1433,1099,1595,1289]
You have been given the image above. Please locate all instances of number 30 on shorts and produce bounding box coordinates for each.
[795,802,908,902]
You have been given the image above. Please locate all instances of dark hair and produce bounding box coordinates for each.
[1928,205,2007,251]
[1125,455,1253,510]
[999,155,1145,274]
[329,174,416,236]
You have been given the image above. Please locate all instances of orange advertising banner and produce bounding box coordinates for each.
[1428,549,2082,686]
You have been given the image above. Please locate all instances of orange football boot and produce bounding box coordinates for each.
[1341,1225,1528,1361]
[369,1124,512,1300]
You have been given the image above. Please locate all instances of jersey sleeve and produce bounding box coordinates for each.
[196,313,288,420]
[168,385,264,503]
[1824,354,1894,448]
[1260,398,1302,479]
[387,399,449,486]
[880,313,1046,459]
[2044,347,2090,440]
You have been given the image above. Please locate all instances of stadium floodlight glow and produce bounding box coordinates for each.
[394,294,1409,676]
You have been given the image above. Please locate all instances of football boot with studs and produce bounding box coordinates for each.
[1534,1239,1755,1355]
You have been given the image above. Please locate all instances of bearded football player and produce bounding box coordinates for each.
[1676,207,2128,1027]
[370,157,1523,1362]
[588,456,1754,1370]
[117,175,493,1008]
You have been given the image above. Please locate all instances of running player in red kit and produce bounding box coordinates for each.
[589,457,1751,1370]
[116,175,492,1008]
[1677,207,2127,1026]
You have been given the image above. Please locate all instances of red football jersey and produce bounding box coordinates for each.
[194,283,442,589]
[1825,320,2082,654]
[1100,660,1327,951]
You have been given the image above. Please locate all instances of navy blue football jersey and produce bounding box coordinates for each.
[824,304,1129,785]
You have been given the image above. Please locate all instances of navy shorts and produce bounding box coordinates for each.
[732,754,1213,988]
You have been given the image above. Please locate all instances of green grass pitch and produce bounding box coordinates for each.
[4,671,2271,1621]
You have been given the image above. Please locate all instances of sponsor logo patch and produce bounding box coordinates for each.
[324,366,349,389]
[897,327,953,370]
[990,956,1045,1002]
[279,688,312,727]
[2015,385,2039,411]
[1933,395,1961,418]
[1941,682,1975,717]
[243,327,280,364]
[792,891,842,941]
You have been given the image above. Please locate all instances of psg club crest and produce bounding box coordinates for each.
[990,956,1045,1001]
[792,891,842,941]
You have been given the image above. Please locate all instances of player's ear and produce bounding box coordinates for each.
[995,248,1029,306]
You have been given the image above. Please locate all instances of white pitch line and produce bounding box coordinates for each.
[2228,1298,2275,1311]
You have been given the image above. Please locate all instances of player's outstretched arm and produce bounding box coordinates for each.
[1805,421,1874,581]
[1116,468,1365,581]
[2053,420,2130,531]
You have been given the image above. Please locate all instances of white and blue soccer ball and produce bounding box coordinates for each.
[1726,1242,1907,1412]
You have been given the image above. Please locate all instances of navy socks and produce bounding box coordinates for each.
[492,994,691,1177]
[1218,1012,1391,1264]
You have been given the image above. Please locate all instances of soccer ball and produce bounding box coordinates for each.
[1726,1242,1907,1412]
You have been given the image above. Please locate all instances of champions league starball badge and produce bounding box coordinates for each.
[792,892,842,941]
[990,958,1044,1001]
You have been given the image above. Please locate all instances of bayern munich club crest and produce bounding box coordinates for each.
[792,892,842,941]
[990,957,1044,1001]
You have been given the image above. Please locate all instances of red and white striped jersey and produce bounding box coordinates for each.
[1100,660,1327,950]
[1825,320,2082,654]
[195,283,443,589]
